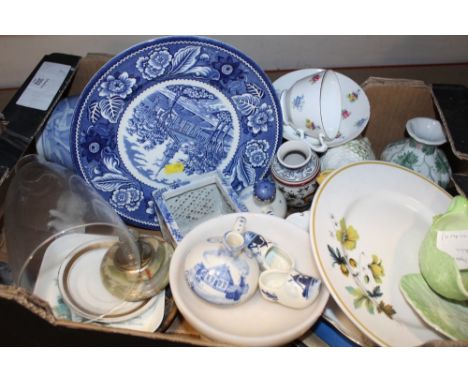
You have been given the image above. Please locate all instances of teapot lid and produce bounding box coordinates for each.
[254,179,276,202]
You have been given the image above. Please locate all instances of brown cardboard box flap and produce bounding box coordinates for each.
[362,77,438,156]
[0,284,218,346]
[68,53,113,96]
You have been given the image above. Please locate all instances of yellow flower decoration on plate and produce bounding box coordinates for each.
[368,255,385,284]
[336,218,359,250]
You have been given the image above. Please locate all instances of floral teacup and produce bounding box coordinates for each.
[280,70,342,152]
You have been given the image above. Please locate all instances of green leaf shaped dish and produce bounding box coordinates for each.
[419,196,468,301]
[400,273,468,340]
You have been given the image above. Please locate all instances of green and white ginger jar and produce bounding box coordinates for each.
[381,117,451,188]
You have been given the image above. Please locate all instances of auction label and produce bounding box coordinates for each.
[16,62,71,111]
[436,230,468,270]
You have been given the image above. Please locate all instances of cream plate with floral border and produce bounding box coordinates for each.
[310,161,451,346]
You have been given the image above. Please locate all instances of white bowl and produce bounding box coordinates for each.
[169,212,330,346]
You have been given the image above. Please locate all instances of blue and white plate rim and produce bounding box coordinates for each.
[71,35,283,230]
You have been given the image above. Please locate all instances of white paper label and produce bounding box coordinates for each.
[16,62,71,111]
[436,230,468,270]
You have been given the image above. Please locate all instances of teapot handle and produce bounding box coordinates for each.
[232,216,247,234]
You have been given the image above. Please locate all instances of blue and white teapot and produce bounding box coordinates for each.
[184,217,260,305]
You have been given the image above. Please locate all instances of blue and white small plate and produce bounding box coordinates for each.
[71,36,282,229]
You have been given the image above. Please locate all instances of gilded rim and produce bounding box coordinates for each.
[60,241,150,320]
[310,160,451,346]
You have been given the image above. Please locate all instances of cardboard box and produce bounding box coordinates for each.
[0,55,465,346]
[361,77,466,198]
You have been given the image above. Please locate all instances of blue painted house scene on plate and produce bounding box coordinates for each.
[71,36,282,229]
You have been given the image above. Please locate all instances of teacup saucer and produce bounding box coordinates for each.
[273,69,370,148]
[34,233,165,331]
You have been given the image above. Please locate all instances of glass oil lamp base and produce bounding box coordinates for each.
[101,234,173,302]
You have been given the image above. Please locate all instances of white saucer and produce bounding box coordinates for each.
[273,69,370,148]
[34,233,165,331]
[57,237,154,323]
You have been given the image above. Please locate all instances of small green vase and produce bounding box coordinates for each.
[381,117,451,188]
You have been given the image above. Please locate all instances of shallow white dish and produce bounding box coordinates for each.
[34,233,164,331]
[310,161,451,346]
[169,212,329,346]
[273,69,370,148]
[58,237,153,322]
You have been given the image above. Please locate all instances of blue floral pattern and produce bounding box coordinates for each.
[72,36,281,229]
[136,48,172,80]
[36,96,78,169]
[355,118,367,128]
[247,103,274,134]
[292,95,304,111]
[99,72,136,99]
[244,140,270,168]
[80,128,114,162]
[110,186,143,212]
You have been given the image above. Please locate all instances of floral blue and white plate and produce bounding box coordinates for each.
[71,36,282,229]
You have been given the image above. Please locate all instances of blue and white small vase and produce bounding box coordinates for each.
[271,140,320,208]
[184,218,259,305]
[36,96,78,169]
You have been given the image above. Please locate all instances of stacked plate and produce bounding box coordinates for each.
[34,233,166,331]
